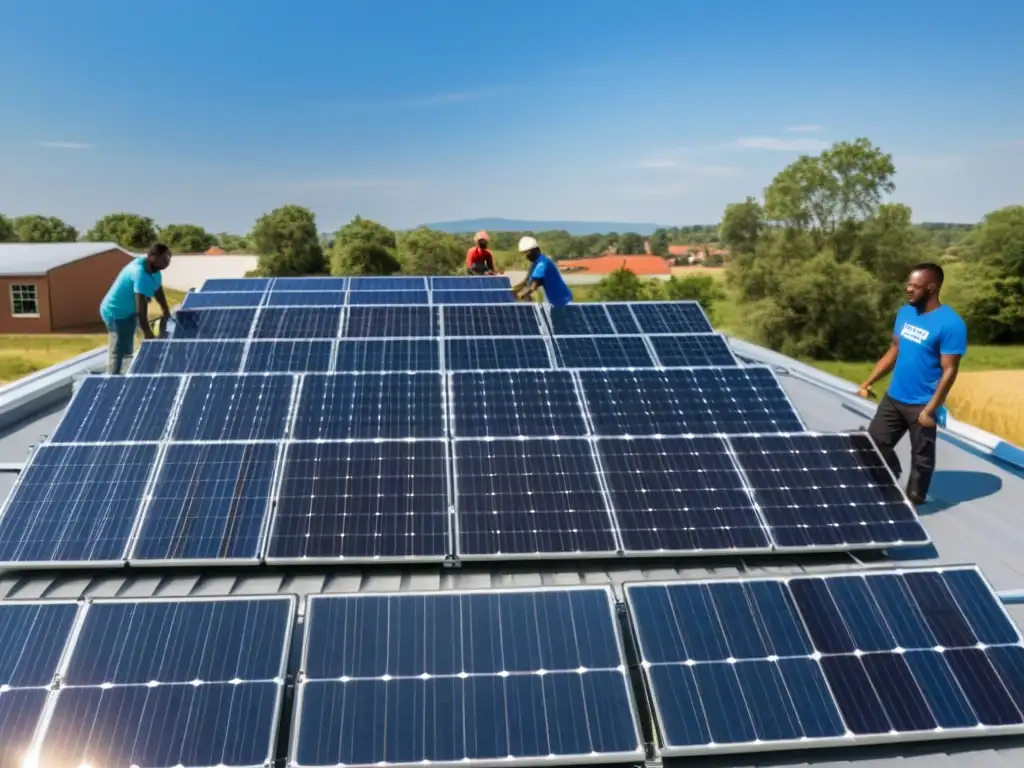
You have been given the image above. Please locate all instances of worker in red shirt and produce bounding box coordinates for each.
[466,231,496,275]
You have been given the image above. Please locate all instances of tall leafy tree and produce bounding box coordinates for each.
[648,229,671,256]
[12,215,78,242]
[330,216,400,275]
[160,224,217,253]
[399,228,464,275]
[250,205,325,276]
[85,213,158,250]
[216,232,251,252]
[0,214,15,242]
[616,232,645,254]
[970,205,1024,278]
[718,197,764,255]
[591,267,659,301]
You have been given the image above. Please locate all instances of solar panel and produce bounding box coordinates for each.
[171,308,257,339]
[604,303,642,333]
[293,588,643,766]
[243,340,334,372]
[578,367,805,436]
[0,602,78,687]
[181,291,264,309]
[273,276,347,291]
[131,442,279,563]
[348,276,427,291]
[264,290,347,307]
[444,336,551,371]
[51,375,180,443]
[0,689,48,759]
[293,373,444,439]
[131,339,246,374]
[431,289,516,304]
[728,432,929,549]
[553,335,655,368]
[348,289,429,305]
[625,566,1024,758]
[335,339,440,372]
[200,277,271,292]
[546,304,616,335]
[344,306,439,338]
[649,333,738,366]
[443,304,542,336]
[253,307,342,339]
[38,596,293,768]
[266,439,449,562]
[173,374,294,441]
[431,275,513,290]
[449,371,587,437]
[597,436,770,554]
[0,443,157,566]
[627,301,713,334]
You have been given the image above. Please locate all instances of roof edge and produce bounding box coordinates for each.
[0,347,105,431]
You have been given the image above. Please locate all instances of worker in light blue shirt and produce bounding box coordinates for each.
[99,243,173,374]
[857,262,967,505]
[512,236,573,306]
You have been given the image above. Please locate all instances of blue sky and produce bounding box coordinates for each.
[1,0,1022,233]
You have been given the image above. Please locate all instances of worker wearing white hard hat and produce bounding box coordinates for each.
[512,236,572,306]
[466,230,495,275]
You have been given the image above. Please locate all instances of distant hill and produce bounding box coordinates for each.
[423,218,667,236]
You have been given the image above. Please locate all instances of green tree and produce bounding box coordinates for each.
[399,227,464,275]
[718,197,763,254]
[12,215,78,242]
[649,229,670,256]
[617,232,645,254]
[591,267,658,301]
[250,205,325,276]
[661,275,725,320]
[216,232,251,252]
[160,224,216,253]
[943,262,1024,344]
[969,205,1024,278]
[0,214,18,242]
[85,213,158,250]
[330,216,400,275]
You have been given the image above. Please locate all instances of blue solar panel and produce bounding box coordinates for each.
[443,304,542,336]
[335,339,440,372]
[553,335,655,368]
[132,442,279,563]
[265,290,347,307]
[546,304,616,335]
[243,340,333,372]
[273,276,347,291]
[0,602,78,687]
[444,336,551,370]
[171,308,257,339]
[51,375,180,443]
[626,566,1024,758]
[267,439,449,562]
[172,374,294,441]
[627,301,713,334]
[0,688,49,758]
[648,333,737,366]
[450,371,587,437]
[200,278,271,292]
[431,275,513,290]
[293,588,642,766]
[348,276,426,291]
[604,303,642,333]
[728,432,929,549]
[344,306,439,338]
[348,289,429,305]
[293,373,444,439]
[253,307,342,339]
[431,289,516,304]
[181,291,264,309]
[0,443,156,565]
[131,340,245,374]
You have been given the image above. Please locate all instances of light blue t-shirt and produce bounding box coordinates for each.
[528,253,572,307]
[100,257,162,323]
[888,303,967,406]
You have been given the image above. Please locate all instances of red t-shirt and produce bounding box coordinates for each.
[466,246,494,270]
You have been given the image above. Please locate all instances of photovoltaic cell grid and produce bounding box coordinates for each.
[293,588,643,766]
[132,340,246,374]
[51,376,180,443]
[625,567,1024,758]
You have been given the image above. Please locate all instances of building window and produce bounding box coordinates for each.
[10,284,40,317]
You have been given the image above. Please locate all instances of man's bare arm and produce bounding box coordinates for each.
[922,354,961,417]
[136,294,155,339]
[858,335,900,397]
[154,286,171,337]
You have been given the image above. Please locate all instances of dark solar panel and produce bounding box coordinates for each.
[578,367,805,435]
[293,373,444,439]
[553,335,655,368]
[171,308,257,339]
[444,336,551,370]
[181,291,263,309]
[132,442,279,563]
[172,374,294,441]
[597,436,770,553]
[0,688,49,759]
[344,306,439,338]
[51,375,180,443]
[546,304,615,335]
[348,289,429,305]
[627,301,713,334]
[264,290,347,307]
[649,333,738,366]
[431,289,516,304]
[431,275,513,290]
[131,340,245,374]
[0,602,78,687]
[443,304,542,336]
[243,340,333,373]
[0,443,157,565]
[267,440,449,562]
[348,276,427,291]
[626,567,1024,757]
[200,278,271,292]
[294,588,642,765]
[334,339,440,372]
[273,276,347,291]
[604,303,642,333]
[728,432,929,549]
[454,438,615,557]
[449,371,587,437]
[252,307,342,339]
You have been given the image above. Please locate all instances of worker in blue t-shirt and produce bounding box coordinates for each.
[857,262,967,505]
[99,243,173,374]
[512,236,573,307]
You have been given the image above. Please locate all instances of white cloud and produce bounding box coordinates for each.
[33,141,92,150]
[785,125,824,133]
[735,136,829,152]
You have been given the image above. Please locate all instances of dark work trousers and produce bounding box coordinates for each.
[867,393,937,503]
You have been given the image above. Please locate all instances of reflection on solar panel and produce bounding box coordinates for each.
[649,333,738,366]
[51,375,180,443]
[348,276,426,291]
[627,301,713,334]
[431,275,513,290]
[729,433,928,548]
[201,277,271,292]
[443,304,542,336]
[626,567,1024,758]
[253,307,342,339]
[267,440,449,562]
[450,371,586,437]
[347,289,429,305]
[171,308,257,339]
[274,276,347,291]
[579,367,805,435]
[181,291,263,309]
[604,303,642,334]
[0,443,157,565]
[265,290,347,307]
[598,436,769,553]
[0,689,49,761]
[243,340,333,372]
[132,339,245,374]
[335,339,440,372]
[344,306,439,337]
[173,374,294,441]
[132,442,279,563]
[546,304,616,335]
[431,289,516,304]
[444,336,551,371]
[553,335,654,368]
[39,596,293,768]
[294,373,444,439]
[294,588,643,766]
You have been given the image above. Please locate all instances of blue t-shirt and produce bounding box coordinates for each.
[887,304,967,406]
[529,253,572,307]
[100,257,162,322]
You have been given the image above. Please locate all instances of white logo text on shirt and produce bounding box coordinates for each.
[900,323,929,344]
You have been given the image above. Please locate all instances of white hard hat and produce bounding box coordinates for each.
[518,236,539,253]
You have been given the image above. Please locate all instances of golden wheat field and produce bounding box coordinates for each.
[947,371,1024,447]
